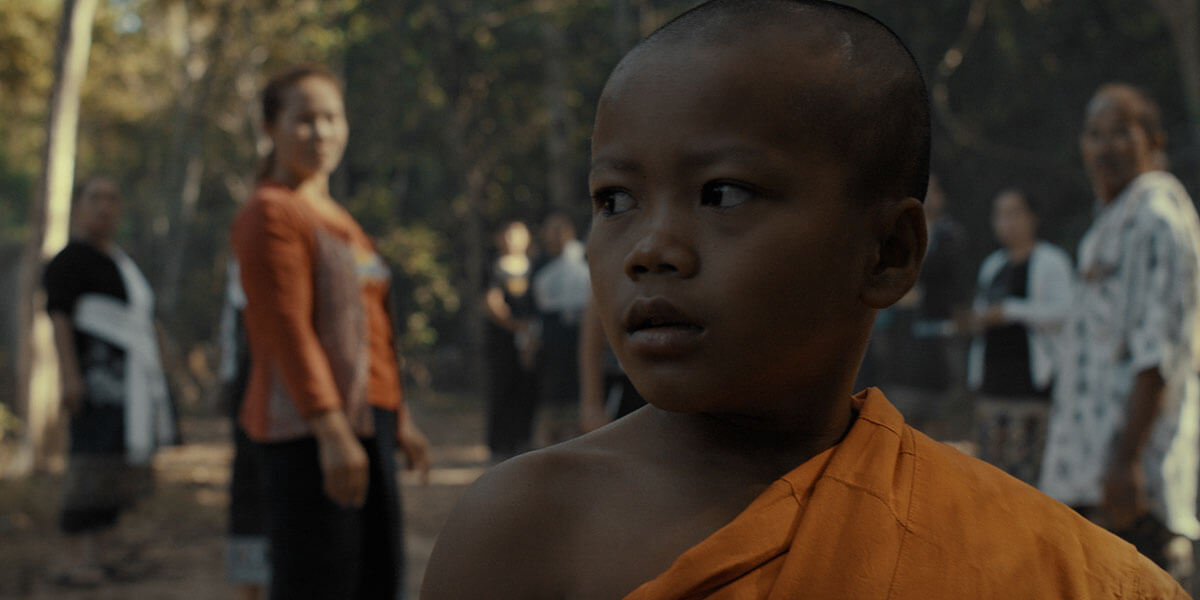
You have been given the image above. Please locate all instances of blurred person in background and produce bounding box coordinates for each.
[881,174,970,435]
[964,189,1073,485]
[231,65,430,599]
[44,176,178,587]
[1040,83,1200,582]
[577,301,645,433]
[530,212,591,446]
[216,259,269,599]
[483,220,540,461]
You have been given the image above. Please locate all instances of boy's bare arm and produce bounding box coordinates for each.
[422,453,572,599]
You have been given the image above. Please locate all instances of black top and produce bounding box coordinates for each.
[920,217,969,320]
[43,239,127,315]
[532,257,583,405]
[42,239,131,454]
[485,256,537,352]
[885,216,969,391]
[980,258,1047,398]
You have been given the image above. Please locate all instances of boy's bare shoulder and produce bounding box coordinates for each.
[422,413,768,598]
[421,427,640,599]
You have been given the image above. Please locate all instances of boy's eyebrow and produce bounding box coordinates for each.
[590,145,776,174]
[678,144,773,170]
[590,157,642,174]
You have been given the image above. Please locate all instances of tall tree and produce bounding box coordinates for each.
[13,0,100,473]
[1153,0,1200,183]
[612,0,639,55]
[542,8,573,213]
[156,1,232,313]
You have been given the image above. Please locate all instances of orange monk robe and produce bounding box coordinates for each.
[625,388,1185,600]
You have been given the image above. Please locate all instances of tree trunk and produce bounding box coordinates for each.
[463,161,488,393]
[1153,0,1200,184]
[542,13,573,214]
[612,0,638,55]
[159,1,230,313]
[439,4,495,395]
[159,153,206,312]
[13,0,100,474]
[445,89,489,393]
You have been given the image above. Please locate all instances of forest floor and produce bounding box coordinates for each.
[0,388,486,600]
[0,387,980,600]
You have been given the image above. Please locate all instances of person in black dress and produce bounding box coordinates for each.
[483,220,539,461]
[44,177,177,586]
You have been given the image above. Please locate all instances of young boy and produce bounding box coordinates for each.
[423,1,1184,597]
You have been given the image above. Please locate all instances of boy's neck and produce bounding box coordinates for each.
[645,390,855,481]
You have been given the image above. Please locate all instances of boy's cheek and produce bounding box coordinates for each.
[586,235,629,282]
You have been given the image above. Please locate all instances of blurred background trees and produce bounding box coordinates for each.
[1,0,1198,460]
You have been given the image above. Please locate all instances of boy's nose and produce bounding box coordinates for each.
[623,227,699,280]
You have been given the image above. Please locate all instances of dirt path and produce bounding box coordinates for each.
[0,389,487,599]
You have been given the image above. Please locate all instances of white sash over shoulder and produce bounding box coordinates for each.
[73,247,175,464]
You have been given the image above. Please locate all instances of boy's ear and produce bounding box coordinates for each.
[860,197,926,309]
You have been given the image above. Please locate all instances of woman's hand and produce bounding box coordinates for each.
[308,410,369,508]
[978,305,1007,328]
[397,412,431,485]
[1101,458,1149,531]
[60,371,85,415]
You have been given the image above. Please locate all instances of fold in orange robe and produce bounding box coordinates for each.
[625,388,1184,599]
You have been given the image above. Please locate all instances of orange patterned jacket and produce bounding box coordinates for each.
[231,183,402,442]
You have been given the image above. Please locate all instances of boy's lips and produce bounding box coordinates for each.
[622,297,705,357]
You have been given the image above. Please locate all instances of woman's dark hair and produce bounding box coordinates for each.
[996,187,1040,217]
[70,175,117,209]
[255,64,343,182]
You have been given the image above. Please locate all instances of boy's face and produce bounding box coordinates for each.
[587,38,877,418]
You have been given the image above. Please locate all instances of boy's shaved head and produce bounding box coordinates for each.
[613,0,930,203]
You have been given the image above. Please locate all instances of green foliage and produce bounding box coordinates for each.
[374,222,461,350]
[0,1,55,183]
[852,0,1189,262]
[0,148,32,244]
[0,400,21,442]
[3,0,1200,388]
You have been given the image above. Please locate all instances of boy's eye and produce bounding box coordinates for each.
[592,189,636,216]
[700,181,754,208]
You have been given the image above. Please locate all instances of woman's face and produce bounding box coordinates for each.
[75,179,122,242]
[991,191,1036,249]
[501,222,531,255]
[267,76,348,184]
